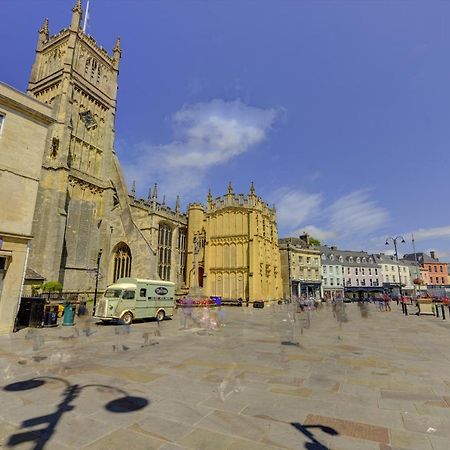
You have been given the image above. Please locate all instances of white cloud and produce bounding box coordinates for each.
[271,188,323,230]
[123,99,279,199]
[329,190,389,237]
[272,187,389,246]
[291,225,336,242]
[409,225,450,241]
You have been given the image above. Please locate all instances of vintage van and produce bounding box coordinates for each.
[94,278,175,325]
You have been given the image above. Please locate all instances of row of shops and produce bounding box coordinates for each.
[292,280,449,300]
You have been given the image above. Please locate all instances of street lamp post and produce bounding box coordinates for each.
[385,236,405,297]
[93,248,102,315]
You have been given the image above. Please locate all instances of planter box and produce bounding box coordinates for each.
[418,299,434,315]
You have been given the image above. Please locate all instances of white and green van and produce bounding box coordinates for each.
[94,278,175,325]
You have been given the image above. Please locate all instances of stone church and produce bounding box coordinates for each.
[0,1,283,324]
[186,183,282,302]
[26,1,188,293]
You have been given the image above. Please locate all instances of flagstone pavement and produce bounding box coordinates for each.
[1,302,450,450]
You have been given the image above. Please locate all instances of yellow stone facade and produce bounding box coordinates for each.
[186,184,282,302]
[279,237,322,299]
[0,82,54,333]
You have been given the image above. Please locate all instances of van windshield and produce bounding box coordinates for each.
[104,289,122,298]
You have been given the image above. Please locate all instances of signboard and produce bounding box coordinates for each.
[155,287,168,296]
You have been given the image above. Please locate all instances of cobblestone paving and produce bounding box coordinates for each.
[1,302,450,449]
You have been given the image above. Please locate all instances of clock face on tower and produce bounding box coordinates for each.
[80,110,97,129]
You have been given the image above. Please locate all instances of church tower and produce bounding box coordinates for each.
[27,1,153,290]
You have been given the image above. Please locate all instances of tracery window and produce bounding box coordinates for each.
[158,224,172,281]
[112,242,132,282]
[178,228,187,282]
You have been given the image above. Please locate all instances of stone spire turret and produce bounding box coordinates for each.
[71,0,83,31]
[152,183,158,200]
[147,186,152,202]
[131,180,136,197]
[37,18,49,50]
[207,188,213,204]
[162,195,166,206]
[113,37,122,69]
[227,181,233,195]
[39,18,49,37]
[250,181,256,195]
[175,195,181,213]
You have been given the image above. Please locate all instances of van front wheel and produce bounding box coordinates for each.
[121,312,133,325]
[156,310,165,322]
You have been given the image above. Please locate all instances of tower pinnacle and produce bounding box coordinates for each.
[37,18,49,49]
[147,186,152,202]
[71,0,83,31]
[39,18,49,37]
[227,181,233,195]
[250,181,256,195]
[175,195,181,213]
[113,37,122,68]
[73,0,83,13]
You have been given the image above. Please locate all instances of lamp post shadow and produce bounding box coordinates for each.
[291,422,339,450]
[3,377,149,450]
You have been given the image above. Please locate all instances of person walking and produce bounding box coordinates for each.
[384,293,391,311]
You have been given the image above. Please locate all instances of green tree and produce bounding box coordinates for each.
[309,237,321,246]
[41,281,63,293]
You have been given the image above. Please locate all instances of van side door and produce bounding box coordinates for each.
[134,286,148,318]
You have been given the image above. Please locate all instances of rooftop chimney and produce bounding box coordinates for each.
[430,251,436,260]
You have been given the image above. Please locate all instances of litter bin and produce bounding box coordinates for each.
[62,303,76,326]
[43,304,59,327]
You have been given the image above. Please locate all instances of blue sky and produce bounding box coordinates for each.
[1,0,450,258]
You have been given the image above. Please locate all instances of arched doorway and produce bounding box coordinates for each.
[112,242,132,282]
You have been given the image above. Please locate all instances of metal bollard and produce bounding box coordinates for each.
[441,305,446,320]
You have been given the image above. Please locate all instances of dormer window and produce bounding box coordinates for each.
[369,258,373,263]
[339,256,343,262]
[349,257,354,262]
[362,257,366,263]
[356,257,361,263]
[321,254,326,260]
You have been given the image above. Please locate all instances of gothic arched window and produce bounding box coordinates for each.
[158,224,173,281]
[112,242,132,282]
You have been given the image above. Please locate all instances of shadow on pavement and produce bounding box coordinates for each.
[291,422,339,450]
[3,376,149,449]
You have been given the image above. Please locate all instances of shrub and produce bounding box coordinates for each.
[41,281,63,293]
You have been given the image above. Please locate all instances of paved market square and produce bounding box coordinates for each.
[1,302,450,450]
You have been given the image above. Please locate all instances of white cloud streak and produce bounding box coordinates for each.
[271,188,323,230]
[329,190,389,237]
[274,188,389,244]
[409,225,450,241]
[123,99,279,199]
